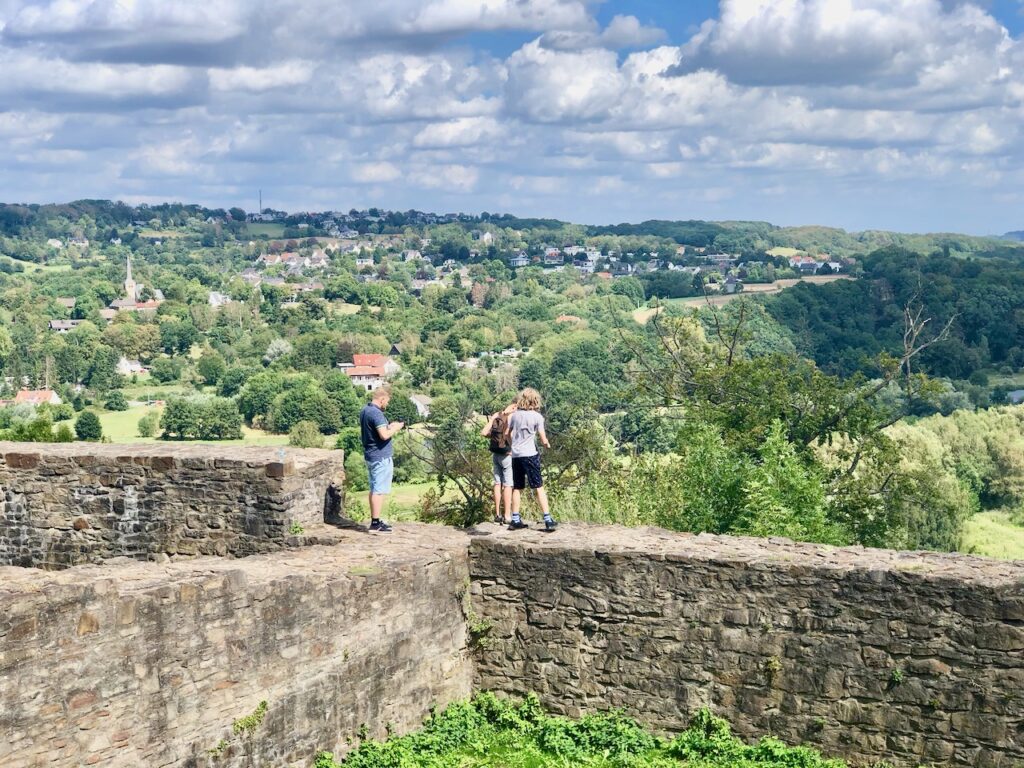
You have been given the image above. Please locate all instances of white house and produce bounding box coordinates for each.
[117,357,146,376]
[410,394,433,419]
[338,354,401,392]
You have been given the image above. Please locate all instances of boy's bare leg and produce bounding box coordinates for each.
[535,487,550,516]
[492,484,502,521]
[502,485,513,522]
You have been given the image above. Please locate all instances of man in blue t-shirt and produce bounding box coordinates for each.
[359,384,405,532]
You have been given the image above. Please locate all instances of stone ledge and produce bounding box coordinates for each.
[468,522,1024,588]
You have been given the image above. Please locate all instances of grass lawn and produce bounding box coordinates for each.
[246,223,286,238]
[24,262,74,274]
[136,229,185,239]
[97,404,288,447]
[962,511,1024,560]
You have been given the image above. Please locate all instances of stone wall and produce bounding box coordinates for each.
[0,442,345,569]
[0,525,474,768]
[470,525,1024,768]
[3,439,1023,768]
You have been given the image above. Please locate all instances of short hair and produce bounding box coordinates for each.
[517,387,542,410]
[372,383,393,400]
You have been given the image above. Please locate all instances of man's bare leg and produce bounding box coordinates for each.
[493,484,502,521]
[502,485,513,523]
[369,491,385,522]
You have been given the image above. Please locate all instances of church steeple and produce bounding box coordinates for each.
[124,254,137,302]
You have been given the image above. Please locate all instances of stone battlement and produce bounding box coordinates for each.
[1,444,1023,768]
[0,441,345,569]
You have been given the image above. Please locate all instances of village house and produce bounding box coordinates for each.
[55,297,76,309]
[410,394,433,419]
[338,354,401,392]
[116,358,146,376]
[208,291,232,308]
[14,389,62,406]
[48,320,84,333]
[509,252,530,268]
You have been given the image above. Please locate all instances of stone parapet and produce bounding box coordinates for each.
[0,442,345,569]
[0,524,473,768]
[469,524,1024,768]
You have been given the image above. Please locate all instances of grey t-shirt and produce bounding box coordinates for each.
[509,410,545,458]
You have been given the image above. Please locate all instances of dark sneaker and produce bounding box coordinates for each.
[508,519,529,531]
[369,519,392,533]
[543,518,558,532]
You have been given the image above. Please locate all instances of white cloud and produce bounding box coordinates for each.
[209,62,315,92]
[540,14,665,50]
[412,117,505,148]
[0,0,1023,232]
[352,162,402,183]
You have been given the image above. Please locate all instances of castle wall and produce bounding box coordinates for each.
[0,443,345,569]
[2,442,1023,768]
[470,525,1024,768]
[0,525,474,768]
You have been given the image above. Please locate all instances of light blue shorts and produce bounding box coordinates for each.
[366,458,393,495]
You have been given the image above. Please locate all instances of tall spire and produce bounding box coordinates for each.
[124,254,137,302]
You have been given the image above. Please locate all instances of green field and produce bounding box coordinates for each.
[962,511,1024,560]
[24,262,74,274]
[246,222,287,238]
[97,404,288,446]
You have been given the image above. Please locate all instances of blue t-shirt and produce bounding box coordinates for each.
[360,403,393,462]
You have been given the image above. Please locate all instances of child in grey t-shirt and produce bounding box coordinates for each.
[505,387,557,532]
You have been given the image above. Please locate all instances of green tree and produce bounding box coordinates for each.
[137,411,160,438]
[104,390,129,411]
[75,410,103,441]
[150,357,183,383]
[196,350,227,386]
[238,371,285,424]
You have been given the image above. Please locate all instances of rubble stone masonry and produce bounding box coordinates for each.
[470,525,1024,768]
[0,442,345,569]
[1,444,1023,768]
[0,525,474,768]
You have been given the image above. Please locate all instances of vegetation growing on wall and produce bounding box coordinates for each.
[315,693,848,768]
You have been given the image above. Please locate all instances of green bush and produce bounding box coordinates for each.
[289,420,325,449]
[75,410,103,441]
[315,693,848,768]
[137,411,160,438]
[104,390,129,411]
[159,397,242,441]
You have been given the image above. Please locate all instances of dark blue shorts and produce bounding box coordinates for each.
[512,454,543,490]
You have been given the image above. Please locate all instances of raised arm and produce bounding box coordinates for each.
[479,413,497,438]
[377,421,404,440]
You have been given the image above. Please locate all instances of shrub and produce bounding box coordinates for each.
[75,411,103,441]
[137,411,160,438]
[104,390,129,411]
[150,357,183,383]
[289,420,325,449]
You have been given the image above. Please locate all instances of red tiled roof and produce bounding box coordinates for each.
[352,354,389,368]
[14,389,57,405]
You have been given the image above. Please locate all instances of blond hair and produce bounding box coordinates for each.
[371,383,393,401]
[516,387,542,411]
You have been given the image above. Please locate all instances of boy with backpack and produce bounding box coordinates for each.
[481,402,517,524]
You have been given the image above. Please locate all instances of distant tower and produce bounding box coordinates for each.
[124,254,137,302]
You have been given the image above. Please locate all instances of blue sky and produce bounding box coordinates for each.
[1,0,1023,234]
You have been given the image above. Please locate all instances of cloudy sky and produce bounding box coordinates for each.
[1,0,1023,234]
